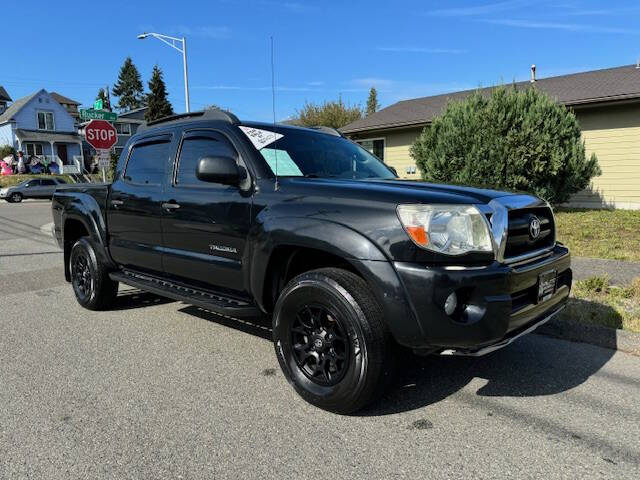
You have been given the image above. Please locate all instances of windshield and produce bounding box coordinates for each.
[241,125,396,180]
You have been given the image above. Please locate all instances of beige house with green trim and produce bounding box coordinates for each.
[341,64,640,209]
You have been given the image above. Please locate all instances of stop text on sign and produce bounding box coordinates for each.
[84,119,118,150]
[87,128,116,142]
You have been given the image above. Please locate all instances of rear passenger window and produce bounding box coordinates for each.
[41,179,56,186]
[176,132,238,186]
[125,141,170,184]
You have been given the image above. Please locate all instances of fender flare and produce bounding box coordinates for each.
[249,216,423,343]
[60,193,114,280]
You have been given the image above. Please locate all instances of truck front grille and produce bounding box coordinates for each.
[504,206,555,259]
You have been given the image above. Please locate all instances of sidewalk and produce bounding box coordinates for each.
[572,256,640,286]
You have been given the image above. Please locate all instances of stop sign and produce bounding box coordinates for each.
[85,119,117,150]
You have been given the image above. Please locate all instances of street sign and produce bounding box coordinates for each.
[97,149,111,169]
[94,99,103,110]
[80,109,117,122]
[85,120,118,150]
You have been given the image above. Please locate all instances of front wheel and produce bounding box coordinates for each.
[70,237,118,310]
[273,268,394,414]
[10,192,22,203]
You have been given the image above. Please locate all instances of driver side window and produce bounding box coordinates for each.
[175,132,239,186]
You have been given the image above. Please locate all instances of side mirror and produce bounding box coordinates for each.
[196,156,240,185]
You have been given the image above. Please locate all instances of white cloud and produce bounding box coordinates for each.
[428,0,530,17]
[377,46,467,54]
[481,19,639,34]
[192,84,318,92]
[349,78,395,89]
[173,25,231,39]
[259,1,317,13]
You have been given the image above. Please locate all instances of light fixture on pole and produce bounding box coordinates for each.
[137,32,190,113]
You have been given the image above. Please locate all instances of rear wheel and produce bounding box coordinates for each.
[273,268,394,414]
[70,237,118,310]
[10,192,22,203]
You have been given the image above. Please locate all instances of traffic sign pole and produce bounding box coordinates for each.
[97,149,111,182]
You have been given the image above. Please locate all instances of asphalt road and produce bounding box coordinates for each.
[1,201,639,479]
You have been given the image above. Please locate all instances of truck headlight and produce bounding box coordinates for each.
[397,204,493,255]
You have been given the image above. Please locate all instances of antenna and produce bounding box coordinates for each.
[271,36,279,191]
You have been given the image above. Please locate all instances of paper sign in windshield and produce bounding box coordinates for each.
[239,126,283,150]
[260,148,303,176]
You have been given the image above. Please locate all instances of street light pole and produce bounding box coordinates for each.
[137,32,190,113]
[182,37,190,113]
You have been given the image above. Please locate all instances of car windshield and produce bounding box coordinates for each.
[242,125,396,180]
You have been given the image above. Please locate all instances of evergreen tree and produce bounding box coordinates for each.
[366,87,380,116]
[410,86,601,205]
[145,65,174,122]
[112,57,145,112]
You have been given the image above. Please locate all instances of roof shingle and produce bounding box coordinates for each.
[0,91,39,125]
[50,92,81,106]
[341,64,640,134]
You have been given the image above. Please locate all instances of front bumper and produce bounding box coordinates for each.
[394,244,571,351]
[0,189,9,198]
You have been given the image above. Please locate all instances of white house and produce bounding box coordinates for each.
[0,89,84,173]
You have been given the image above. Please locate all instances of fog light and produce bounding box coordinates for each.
[444,292,457,316]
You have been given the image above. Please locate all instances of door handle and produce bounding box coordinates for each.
[111,199,124,207]
[162,202,181,210]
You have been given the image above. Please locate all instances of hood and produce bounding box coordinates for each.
[279,177,521,205]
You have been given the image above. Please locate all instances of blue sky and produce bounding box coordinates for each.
[3,0,640,121]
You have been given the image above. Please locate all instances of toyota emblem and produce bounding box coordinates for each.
[529,216,541,239]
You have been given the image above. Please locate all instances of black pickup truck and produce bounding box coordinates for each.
[52,109,571,413]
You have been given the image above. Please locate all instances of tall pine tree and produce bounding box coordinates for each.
[366,87,380,116]
[112,57,145,112]
[145,65,174,122]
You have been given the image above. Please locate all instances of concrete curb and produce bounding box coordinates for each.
[535,317,640,356]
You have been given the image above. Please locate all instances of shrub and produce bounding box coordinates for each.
[410,86,601,205]
[296,96,363,129]
[0,145,16,160]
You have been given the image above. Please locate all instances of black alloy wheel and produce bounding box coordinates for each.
[291,304,350,386]
[72,251,93,302]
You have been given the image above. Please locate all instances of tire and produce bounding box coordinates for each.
[10,192,22,203]
[69,237,118,310]
[273,268,394,414]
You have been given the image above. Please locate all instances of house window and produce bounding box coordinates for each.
[37,111,55,131]
[356,138,385,162]
[115,123,131,135]
[24,143,44,157]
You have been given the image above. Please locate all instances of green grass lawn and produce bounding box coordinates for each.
[560,275,640,333]
[0,174,76,188]
[555,208,640,262]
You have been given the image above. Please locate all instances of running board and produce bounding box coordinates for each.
[109,270,261,318]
